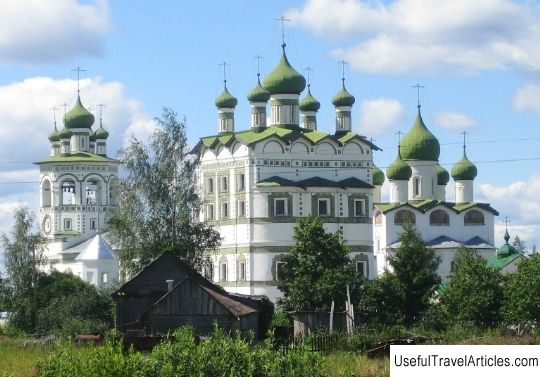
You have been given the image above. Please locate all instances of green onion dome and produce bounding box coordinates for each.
[64,95,95,129]
[498,230,518,257]
[262,44,306,95]
[89,131,96,142]
[48,126,60,142]
[247,75,270,102]
[399,106,440,161]
[215,83,238,108]
[58,126,73,140]
[332,79,355,107]
[386,150,412,181]
[299,86,320,112]
[94,125,109,140]
[436,164,450,185]
[451,151,477,180]
[372,164,385,186]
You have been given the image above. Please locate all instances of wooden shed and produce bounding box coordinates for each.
[113,253,269,338]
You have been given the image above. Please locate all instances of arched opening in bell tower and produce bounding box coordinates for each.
[41,179,52,207]
[61,180,77,205]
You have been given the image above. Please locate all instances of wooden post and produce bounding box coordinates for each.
[329,301,334,334]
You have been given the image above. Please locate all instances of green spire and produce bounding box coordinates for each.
[247,74,271,102]
[48,124,60,142]
[215,82,238,108]
[451,149,477,180]
[372,164,385,186]
[332,79,355,107]
[498,229,517,257]
[386,148,412,181]
[58,126,73,140]
[436,164,450,185]
[94,123,109,140]
[299,85,320,112]
[262,44,306,95]
[64,95,95,129]
[400,106,440,161]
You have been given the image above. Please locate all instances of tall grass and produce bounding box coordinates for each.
[0,337,50,377]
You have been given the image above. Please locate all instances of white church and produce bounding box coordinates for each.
[193,42,380,302]
[373,105,499,281]
[35,42,502,298]
[36,91,119,288]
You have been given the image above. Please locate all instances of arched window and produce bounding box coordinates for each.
[85,179,98,205]
[42,180,52,207]
[61,180,77,205]
[430,209,449,225]
[374,211,383,225]
[464,210,484,225]
[394,209,416,225]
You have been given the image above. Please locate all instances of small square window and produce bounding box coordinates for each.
[275,261,284,281]
[220,262,228,282]
[237,200,246,217]
[318,199,330,217]
[206,177,214,193]
[221,202,229,218]
[354,199,366,217]
[236,173,245,192]
[101,272,108,284]
[206,204,214,220]
[63,218,72,230]
[356,261,367,278]
[220,176,228,192]
[238,261,246,281]
[274,199,286,216]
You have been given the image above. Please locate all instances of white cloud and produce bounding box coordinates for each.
[357,98,406,136]
[435,112,475,130]
[0,0,111,63]
[287,0,540,74]
[513,84,540,114]
[477,175,540,247]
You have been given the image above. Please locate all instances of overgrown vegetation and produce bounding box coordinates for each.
[277,217,364,311]
[38,327,325,377]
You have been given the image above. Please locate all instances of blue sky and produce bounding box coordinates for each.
[1,0,539,265]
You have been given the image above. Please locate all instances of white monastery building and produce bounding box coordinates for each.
[36,91,119,288]
[373,105,499,281]
[193,42,380,301]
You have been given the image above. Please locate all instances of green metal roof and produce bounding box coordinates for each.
[256,176,373,189]
[299,86,321,112]
[262,44,306,95]
[215,83,238,108]
[35,151,118,164]
[54,230,81,236]
[400,107,440,161]
[247,76,271,102]
[486,252,521,270]
[195,126,380,153]
[436,164,450,185]
[374,200,499,215]
[451,151,477,180]
[332,80,355,107]
[64,95,95,129]
[386,150,412,180]
[372,165,385,186]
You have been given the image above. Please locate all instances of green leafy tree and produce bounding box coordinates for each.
[36,270,114,336]
[441,247,504,328]
[389,223,440,326]
[277,217,363,311]
[503,254,540,326]
[358,272,404,326]
[512,235,527,254]
[0,206,45,332]
[107,108,220,275]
